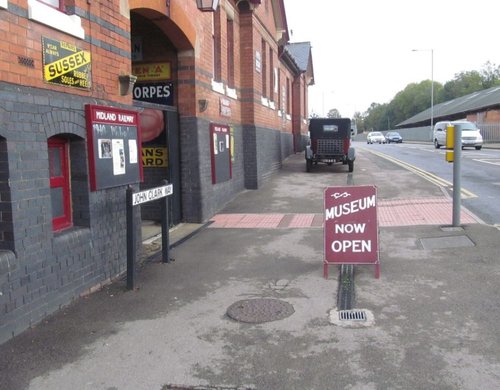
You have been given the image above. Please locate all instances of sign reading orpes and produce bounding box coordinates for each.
[42,37,91,89]
[323,185,380,278]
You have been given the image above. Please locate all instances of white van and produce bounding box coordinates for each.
[433,120,483,150]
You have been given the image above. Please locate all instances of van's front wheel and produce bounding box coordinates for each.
[348,160,354,172]
[434,139,441,149]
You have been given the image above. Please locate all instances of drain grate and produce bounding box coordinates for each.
[338,309,367,321]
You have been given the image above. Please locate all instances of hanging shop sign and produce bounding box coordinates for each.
[133,82,174,106]
[42,37,91,89]
[132,62,171,81]
[323,185,380,279]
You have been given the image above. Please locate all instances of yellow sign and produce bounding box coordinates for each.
[132,63,171,81]
[446,125,454,162]
[142,147,168,167]
[44,51,91,81]
[42,37,91,89]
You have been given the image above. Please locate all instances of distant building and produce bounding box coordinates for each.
[397,86,500,128]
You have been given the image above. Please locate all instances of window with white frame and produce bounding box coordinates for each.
[28,0,84,39]
[38,0,63,11]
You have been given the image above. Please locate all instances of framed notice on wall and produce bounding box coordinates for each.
[42,37,91,90]
[210,124,232,184]
[85,104,143,191]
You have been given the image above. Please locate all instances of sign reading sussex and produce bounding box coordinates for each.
[323,185,380,278]
[42,37,91,89]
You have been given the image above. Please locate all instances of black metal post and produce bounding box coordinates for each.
[126,185,136,290]
[161,180,170,263]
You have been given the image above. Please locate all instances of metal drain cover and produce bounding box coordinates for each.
[227,298,294,323]
[338,309,367,321]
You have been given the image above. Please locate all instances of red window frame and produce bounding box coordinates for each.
[48,138,72,231]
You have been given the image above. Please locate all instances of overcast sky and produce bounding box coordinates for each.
[284,0,500,119]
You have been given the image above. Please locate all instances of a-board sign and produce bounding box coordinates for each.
[132,184,173,206]
[85,104,143,191]
[324,185,380,278]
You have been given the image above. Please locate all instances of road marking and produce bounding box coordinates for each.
[362,148,477,199]
[472,158,500,166]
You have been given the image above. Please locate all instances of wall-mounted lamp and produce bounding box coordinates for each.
[196,0,220,12]
[236,0,261,10]
[198,99,209,112]
[118,74,138,96]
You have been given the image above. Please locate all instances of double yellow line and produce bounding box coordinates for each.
[363,148,477,199]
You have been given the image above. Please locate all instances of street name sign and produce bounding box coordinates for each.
[132,184,173,206]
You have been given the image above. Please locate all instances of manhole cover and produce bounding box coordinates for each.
[227,298,294,323]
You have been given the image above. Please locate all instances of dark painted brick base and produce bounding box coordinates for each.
[0,81,297,344]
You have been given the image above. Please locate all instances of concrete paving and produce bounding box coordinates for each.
[1,150,499,390]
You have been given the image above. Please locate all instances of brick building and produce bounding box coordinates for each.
[0,0,314,343]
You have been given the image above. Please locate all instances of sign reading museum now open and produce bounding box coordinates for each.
[323,185,380,278]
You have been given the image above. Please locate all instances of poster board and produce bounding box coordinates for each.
[210,124,232,184]
[85,104,143,191]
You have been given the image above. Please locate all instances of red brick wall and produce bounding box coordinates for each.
[0,0,132,104]
[467,109,500,123]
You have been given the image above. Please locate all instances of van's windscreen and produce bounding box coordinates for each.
[323,125,338,132]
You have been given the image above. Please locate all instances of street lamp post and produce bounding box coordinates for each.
[412,49,434,134]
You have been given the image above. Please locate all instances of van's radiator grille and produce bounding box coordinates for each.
[317,139,343,154]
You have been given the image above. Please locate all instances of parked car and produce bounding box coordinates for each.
[367,131,386,144]
[385,131,403,143]
[433,120,483,150]
[305,118,355,172]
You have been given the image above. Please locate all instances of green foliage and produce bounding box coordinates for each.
[327,108,341,118]
[352,112,365,133]
[358,62,499,129]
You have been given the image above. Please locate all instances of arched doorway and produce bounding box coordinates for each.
[129,7,196,226]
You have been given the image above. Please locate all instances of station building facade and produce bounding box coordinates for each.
[0,0,314,343]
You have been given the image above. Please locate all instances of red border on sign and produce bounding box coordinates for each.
[323,185,380,278]
[85,104,143,191]
[210,123,232,184]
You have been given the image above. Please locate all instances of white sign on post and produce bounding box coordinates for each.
[132,184,173,206]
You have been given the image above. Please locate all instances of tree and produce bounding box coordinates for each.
[363,103,388,132]
[352,111,365,133]
[345,62,498,130]
[388,80,443,126]
[479,61,500,89]
[438,70,483,102]
[326,108,341,118]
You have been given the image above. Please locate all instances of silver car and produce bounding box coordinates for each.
[367,131,386,144]
[433,120,483,150]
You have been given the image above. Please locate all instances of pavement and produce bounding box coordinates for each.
[1,150,500,390]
